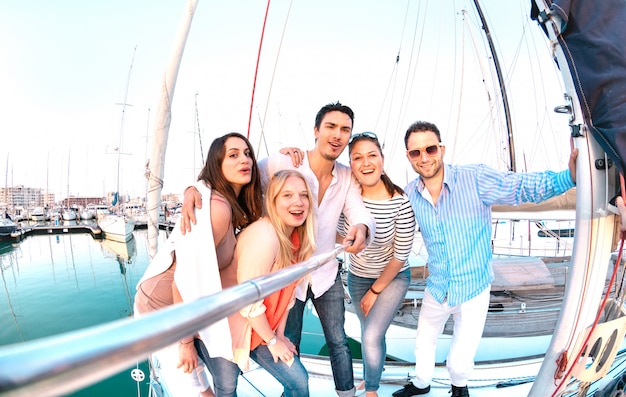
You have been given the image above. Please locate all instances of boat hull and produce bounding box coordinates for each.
[98,215,135,242]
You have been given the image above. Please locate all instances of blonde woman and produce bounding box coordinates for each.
[227,169,316,396]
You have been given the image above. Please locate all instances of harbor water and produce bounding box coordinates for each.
[0,227,157,396]
[0,225,331,396]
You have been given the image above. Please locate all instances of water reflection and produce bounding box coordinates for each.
[0,230,160,396]
[0,231,152,344]
[0,241,24,341]
[100,236,138,316]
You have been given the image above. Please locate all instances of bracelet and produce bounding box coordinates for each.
[369,286,381,295]
[180,339,194,345]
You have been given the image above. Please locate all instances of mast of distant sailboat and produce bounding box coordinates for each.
[113,46,137,213]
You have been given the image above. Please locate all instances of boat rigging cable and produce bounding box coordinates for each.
[256,0,294,157]
[374,0,410,150]
[393,0,428,152]
[194,92,204,161]
[378,0,420,167]
[247,0,271,140]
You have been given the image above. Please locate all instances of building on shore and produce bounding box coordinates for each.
[0,186,54,208]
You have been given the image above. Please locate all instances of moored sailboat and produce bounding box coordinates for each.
[99,48,137,243]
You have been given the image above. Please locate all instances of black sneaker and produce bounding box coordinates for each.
[451,385,469,397]
[392,382,431,396]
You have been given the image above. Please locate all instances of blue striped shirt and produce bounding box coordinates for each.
[405,163,575,306]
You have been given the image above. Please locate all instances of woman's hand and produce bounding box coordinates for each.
[267,334,298,364]
[360,288,378,317]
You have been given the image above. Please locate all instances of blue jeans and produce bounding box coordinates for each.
[195,339,241,397]
[347,269,410,392]
[249,344,309,396]
[285,271,355,395]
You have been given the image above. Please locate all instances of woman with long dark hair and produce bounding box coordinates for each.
[134,132,263,396]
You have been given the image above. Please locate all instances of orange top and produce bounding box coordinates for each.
[249,230,300,351]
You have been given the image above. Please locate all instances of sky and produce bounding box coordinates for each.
[0,0,571,203]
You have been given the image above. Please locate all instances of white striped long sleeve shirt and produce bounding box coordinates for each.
[405,163,575,306]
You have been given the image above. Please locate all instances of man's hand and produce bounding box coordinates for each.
[569,139,579,184]
[180,186,202,234]
[342,224,369,254]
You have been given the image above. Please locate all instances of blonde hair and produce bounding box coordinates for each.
[264,170,316,270]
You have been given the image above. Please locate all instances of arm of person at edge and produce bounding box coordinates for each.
[617,196,626,234]
[179,150,304,234]
[171,259,200,373]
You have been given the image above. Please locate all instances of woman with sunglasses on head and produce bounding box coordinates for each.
[394,121,578,397]
[227,169,316,396]
[134,132,263,397]
[339,131,416,397]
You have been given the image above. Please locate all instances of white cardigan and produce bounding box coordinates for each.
[136,181,233,360]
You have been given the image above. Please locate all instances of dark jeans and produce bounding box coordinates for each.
[285,271,355,395]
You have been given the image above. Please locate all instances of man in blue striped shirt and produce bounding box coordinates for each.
[393,121,577,397]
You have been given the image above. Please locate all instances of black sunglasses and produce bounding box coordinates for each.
[349,131,378,144]
[407,144,441,159]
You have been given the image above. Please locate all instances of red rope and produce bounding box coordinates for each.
[551,173,626,396]
[247,0,271,139]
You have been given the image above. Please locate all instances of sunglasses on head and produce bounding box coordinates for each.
[407,144,441,159]
[349,131,378,144]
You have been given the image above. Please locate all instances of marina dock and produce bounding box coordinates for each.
[2,220,178,243]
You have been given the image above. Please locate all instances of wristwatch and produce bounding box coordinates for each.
[266,335,277,346]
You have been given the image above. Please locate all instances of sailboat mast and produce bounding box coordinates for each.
[66,148,71,209]
[115,46,137,209]
[4,154,7,212]
[473,0,516,172]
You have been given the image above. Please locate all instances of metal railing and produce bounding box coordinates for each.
[0,245,347,397]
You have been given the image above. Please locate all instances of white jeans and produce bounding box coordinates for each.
[135,305,212,396]
[413,287,490,387]
[152,342,212,396]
